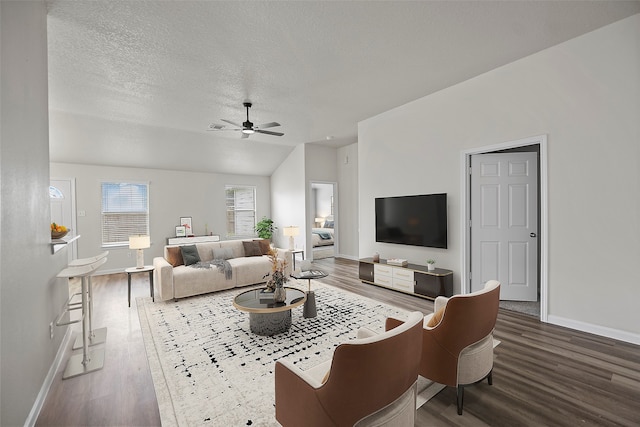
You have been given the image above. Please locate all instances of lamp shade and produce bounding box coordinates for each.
[129,235,150,250]
[283,226,299,237]
[315,217,324,224]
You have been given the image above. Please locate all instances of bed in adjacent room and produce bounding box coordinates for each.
[312,227,334,247]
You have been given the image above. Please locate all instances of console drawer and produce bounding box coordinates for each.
[374,264,393,278]
[375,275,393,287]
[392,268,414,282]
[393,278,414,293]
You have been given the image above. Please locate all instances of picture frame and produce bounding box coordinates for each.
[180,216,193,236]
[175,226,186,237]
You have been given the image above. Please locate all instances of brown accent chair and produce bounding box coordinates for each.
[389,280,500,415]
[275,311,424,427]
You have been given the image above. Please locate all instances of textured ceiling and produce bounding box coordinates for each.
[46,1,640,175]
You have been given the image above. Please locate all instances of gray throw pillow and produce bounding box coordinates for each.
[180,244,201,266]
[212,247,233,260]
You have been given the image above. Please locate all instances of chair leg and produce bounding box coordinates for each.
[456,385,464,415]
[488,369,493,385]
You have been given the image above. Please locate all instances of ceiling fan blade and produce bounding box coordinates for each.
[208,127,241,132]
[208,124,226,130]
[255,122,280,129]
[241,132,250,139]
[256,129,284,137]
[221,119,242,127]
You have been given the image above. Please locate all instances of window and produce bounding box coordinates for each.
[49,186,64,199]
[101,182,149,246]
[225,185,256,237]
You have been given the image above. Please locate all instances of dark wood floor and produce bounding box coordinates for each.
[37,257,640,426]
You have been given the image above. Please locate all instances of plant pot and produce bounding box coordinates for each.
[427,264,435,271]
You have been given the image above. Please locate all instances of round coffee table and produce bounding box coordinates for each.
[233,287,306,336]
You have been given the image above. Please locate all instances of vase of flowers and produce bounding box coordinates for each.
[264,248,288,302]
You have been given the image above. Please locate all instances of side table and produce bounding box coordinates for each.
[290,270,327,318]
[291,249,304,270]
[125,265,154,307]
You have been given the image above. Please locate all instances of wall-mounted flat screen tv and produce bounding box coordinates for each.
[375,193,447,249]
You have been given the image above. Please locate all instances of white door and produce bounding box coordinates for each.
[471,152,538,301]
[50,178,77,262]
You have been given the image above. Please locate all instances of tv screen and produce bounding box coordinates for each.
[375,193,447,249]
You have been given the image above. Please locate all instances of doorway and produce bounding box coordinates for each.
[310,182,337,261]
[462,135,548,321]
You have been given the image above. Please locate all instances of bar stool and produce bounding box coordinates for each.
[56,257,107,379]
[68,251,109,349]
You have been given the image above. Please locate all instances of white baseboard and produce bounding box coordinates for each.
[547,315,640,345]
[25,326,73,426]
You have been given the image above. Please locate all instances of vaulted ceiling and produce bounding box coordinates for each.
[46,1,640,176]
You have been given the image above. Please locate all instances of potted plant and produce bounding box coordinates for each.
[426,259,436,271]
[255,217,276,239]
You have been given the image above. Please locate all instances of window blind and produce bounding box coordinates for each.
[101,182,149,246]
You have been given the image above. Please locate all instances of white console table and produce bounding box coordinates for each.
[167,235,220,245]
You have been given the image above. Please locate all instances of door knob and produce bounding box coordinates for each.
[530,232,537,238]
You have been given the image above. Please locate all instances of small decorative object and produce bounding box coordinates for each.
[255,217,276,239]
[180,216,193,236]
[264,248,288,302]
[427,259,436,271]
[373,252,380,263]
[175,225,186,237]
[51,222,69,239]
[387,258,408,266]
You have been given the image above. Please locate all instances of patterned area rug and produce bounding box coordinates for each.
[138,281,413,426]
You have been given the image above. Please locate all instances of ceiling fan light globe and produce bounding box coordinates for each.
[242,128,255,135]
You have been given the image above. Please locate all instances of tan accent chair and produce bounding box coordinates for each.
[389,280,500,415]
[275,311,424,427]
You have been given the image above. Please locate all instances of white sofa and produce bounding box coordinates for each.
[153,239,292,301]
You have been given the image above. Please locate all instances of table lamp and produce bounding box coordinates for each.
[315,217,324,227]
[283,226,299,250]
[129,235,150,269]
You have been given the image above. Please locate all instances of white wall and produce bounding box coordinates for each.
[1,2,70,425]
[358,14,640,342]
[50,163,271,273]
[271,145,306,250]
[304,144,338,258]
[337,143,359,259]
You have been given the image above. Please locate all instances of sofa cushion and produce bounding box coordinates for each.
[255,239,271,255]
[180,244,201,266]
[220,240,245,259]
[213,247,234,260]
[242,240,262,257]
[166,246,184,267]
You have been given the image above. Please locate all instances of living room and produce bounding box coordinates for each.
[2,2,640,426]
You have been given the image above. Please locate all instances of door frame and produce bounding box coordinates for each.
[308,180,338,261]
[460,135,548,322]
[50,177,78,261]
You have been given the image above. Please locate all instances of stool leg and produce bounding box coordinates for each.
[63,276,105,379]
[73,275,107,350]
[128,273,132,307]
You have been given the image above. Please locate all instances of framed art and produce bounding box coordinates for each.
[175,226,186,237]
[180,217,193,236]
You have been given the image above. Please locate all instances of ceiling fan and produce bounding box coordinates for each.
[208,102,284,138]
